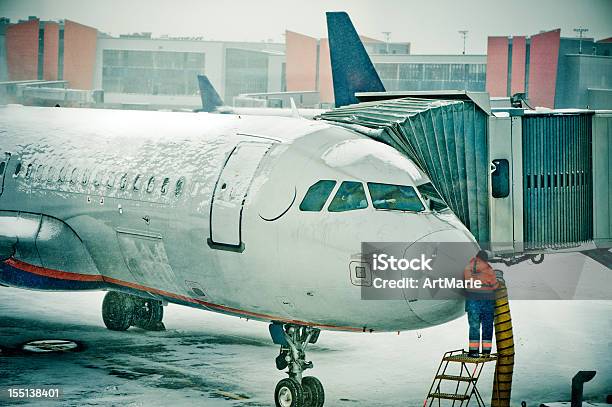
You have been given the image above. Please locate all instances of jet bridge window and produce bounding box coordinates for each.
[367,182,424,212]
[328,181,368,212]
[299,180,336,211]
[416,182,449,212]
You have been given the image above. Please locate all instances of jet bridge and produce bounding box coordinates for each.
[316,93,612,255]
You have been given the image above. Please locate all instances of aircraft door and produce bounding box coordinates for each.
[209,142,272,248]
[0,153,10,197]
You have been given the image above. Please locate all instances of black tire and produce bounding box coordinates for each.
[274,378,305,407]
[302,376,324,407]
[133,298,165,331]
[102,291,134,331]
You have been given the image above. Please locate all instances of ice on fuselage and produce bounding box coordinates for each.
[321,139,425,183]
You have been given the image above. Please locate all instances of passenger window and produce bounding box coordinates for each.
[36,164,44,180]
[119,173,128,190]
[146,176,155,193]
[161,177,170,195]
[14,162,22,177]
[175,177,185,197]
[0,161,5,175]
[69,168,78,183]
[93,171,101,187]
[368,182,424,212]
[133,174,142,191]
[299,180,337,212]
[328,181,368,212]
[47,166,55,182]
[106,172,115,188]
[82,169,90,185]
[26,163,33,178]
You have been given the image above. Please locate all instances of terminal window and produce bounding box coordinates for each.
[102,50,205,95]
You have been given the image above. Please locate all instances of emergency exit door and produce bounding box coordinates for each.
[209,142,272,248]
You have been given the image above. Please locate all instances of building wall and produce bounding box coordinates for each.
[557,55,612,108]
[267,53,284,94]
[486,36,508,97]
[510,36,526,94]
[318,38,334,104]
[42,22,59,80]
[285,30,317,92]
[96,37,228,102]
[528,29,560,108]
[224,48,269,102]
[0,34,8,81]
[372,54,487,92]
[63,20,97,89]
[5,18,39,81]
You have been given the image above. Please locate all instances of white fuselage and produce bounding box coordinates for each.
[0,105,477,333]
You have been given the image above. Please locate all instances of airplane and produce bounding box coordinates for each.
[0,103,478,407]
[196,74,327,119]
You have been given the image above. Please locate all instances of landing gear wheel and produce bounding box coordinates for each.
[302,376,324,407]
[102,291,134,331]
[133,298,165,331]
[275,378,305,407]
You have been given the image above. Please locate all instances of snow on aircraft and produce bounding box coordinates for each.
[196,74,327,119]
[0,106,477,406]
[0,11,481,407]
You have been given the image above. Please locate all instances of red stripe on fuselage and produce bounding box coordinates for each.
[3,258,362,332]
[6,258,104,282]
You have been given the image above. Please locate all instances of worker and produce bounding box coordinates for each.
[464,249,499,357]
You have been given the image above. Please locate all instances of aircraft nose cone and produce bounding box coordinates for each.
[402,228,478,325]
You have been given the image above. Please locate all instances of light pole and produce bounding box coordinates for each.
[573,27,589,54]
[382,31,391,54]
[458,30,468,55]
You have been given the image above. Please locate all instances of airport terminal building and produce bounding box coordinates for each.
[0,16,610,109]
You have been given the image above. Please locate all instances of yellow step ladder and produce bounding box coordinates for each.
[424,349,497,406]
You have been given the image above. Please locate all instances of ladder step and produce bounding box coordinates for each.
[435,374,475,382]
[443,354,497,363]
[429,392,470,401]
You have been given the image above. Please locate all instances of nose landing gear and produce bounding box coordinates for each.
[270,323,324,407]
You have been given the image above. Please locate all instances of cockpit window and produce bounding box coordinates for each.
[367,182,424,212]
[328,181,368,212]
[417,182,449,212]
[300,180,336,212]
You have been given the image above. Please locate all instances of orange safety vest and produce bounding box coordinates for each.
[463,257,499,292]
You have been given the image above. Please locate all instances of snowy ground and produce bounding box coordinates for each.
[0,287,610,406]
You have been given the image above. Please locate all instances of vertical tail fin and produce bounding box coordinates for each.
[197,74,224,112]
[326,12,386,107]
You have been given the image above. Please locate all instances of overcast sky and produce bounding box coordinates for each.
[1,0,611,54]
